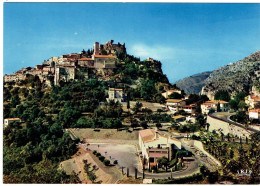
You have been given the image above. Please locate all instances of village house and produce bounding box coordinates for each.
[255,70,260,78]
[201,100,229,114]
[54,65,76,85]
[4,118,21,127]
[252,85,260,97]
[106,88,126,103]
[165,99,186,112]
[245,95,260,109]
[166,99,186,107]
[4,74,18,82]
[139,129,181,169]
[77,58,95,68]
[180,104,196,114]
[249,109,260,121]
[4,72,26,82]
[162,89,182,99]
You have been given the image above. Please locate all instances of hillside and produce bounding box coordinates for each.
[175,71,212,94]
[3,40,175,183]
[200,51,260,100]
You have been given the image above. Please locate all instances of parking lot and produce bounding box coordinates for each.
[83,143,140,176]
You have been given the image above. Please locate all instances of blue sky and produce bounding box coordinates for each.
[4,3,260,83]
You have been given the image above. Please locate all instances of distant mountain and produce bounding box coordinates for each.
[175,71,212,94]
[200,51,260,100]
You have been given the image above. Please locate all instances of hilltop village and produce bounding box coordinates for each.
[4,40,126,86]
[3,41,260,184]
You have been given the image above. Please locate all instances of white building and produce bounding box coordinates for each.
[201,100,229,114]
[249,109,260,121]
[4,118,21,127]
[165,99,186,113]
[106,88,126,103]
[139,129,181,168]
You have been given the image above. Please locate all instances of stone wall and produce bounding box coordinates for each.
[207,115,252,138]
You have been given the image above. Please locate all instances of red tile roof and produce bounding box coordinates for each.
[249,109,260,113]
[139,129,155,142]
[5,118,21,121]
[182,105,196,108]
[109,88,123,91]
[93,55,117,59]
[251,96,260,101]
[78,58,94,61]
[166,99,184,103]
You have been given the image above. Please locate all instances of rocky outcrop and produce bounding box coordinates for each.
[200,51,260,100]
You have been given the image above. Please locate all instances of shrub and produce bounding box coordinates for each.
[93,150,97,155]
[96,152,101,157]
[103,159,110,166]
[99,156,105,162]
[113,160,118,164]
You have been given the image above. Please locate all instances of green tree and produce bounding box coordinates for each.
[169,92,183,99]
[133,102,143,114]
[157,156,169,168]
[10,95,21,108]
[229,99,238,110]
[214,90,230,102]
[156,123,162,129]
[238,100,247,110]
[140,121,148,129]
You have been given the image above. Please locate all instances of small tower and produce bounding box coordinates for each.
[94,42,100,55]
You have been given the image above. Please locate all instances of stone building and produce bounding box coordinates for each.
[78,58,95,68]
[4,72,25,82]
[106,88,126,103]
[54,65,76,85]
[4,74,17,82]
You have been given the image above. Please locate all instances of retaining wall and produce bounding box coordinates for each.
[207,115,252,138]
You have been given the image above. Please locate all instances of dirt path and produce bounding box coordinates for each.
[60,147,123,184]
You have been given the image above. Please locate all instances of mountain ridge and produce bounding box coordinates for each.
[175,71,212,94]
[200,51,260,99]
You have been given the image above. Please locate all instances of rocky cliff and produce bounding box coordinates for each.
[175,71,212,94]
[200,51,260,100]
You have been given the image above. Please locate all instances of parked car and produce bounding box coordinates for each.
[200,153,207,157]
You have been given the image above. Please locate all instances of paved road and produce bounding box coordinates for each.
[180,140,219,172]
[211,112,259,133]
[135,156,200,179]
[81,141,201,179]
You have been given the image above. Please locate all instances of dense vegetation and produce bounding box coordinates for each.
[3,50,174,183]
[199,130,259,184]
